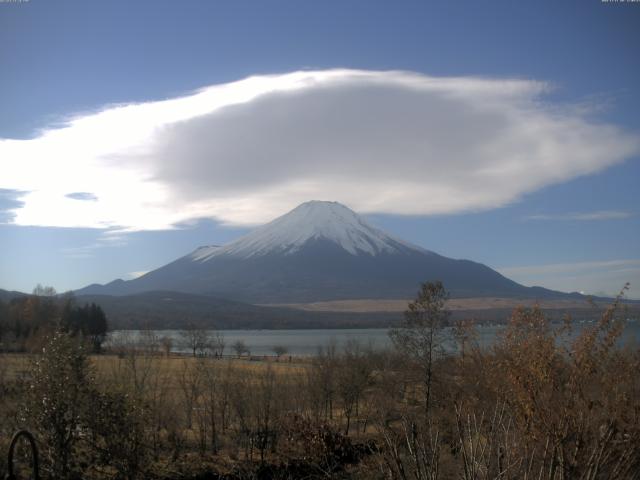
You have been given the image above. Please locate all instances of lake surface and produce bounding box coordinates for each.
[109,320,640,356]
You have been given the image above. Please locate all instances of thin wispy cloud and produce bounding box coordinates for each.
[499,259,640,276]
[2,69,639,230]
[127,270,149,279]
[60,233,128,259]
[65,192,98,201]
[526,210,634,221]
[498,259,640,299]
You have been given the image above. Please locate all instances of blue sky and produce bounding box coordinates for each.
[1,0,639,298]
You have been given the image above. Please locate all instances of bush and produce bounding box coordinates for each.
[23,329,149,479]
[22,330,93,479]
[84,390,149,479]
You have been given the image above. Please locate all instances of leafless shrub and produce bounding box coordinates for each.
[390,281,449,418]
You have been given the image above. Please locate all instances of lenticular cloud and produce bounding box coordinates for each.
[1,69,639,230]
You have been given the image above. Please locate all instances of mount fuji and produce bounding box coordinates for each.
[76,201,566,303]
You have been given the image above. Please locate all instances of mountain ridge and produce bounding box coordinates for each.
[76,201,579,303]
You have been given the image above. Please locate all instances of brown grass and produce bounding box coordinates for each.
[263,296,597,312]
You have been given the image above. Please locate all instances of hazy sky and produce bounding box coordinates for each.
[1,0,639,298]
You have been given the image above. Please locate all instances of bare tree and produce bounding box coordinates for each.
[177,359,202,430]
[107,331,155,396]
[451,318,477,361]
[209,330,225,357]
[142,359,173,460]
[228,365,283,462]
[138,328,159,355]
[159,335,173,356]
[253,366,282,463]
[200,359,221,453]
[272,345,288,359]
[32,284,57,297]
[389,281,449,418]
[232,339,249,358]
[309,341,338,422]
[180,324,212,357]
[336,339,374,435]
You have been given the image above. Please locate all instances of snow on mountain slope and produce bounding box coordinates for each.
[191,201,429,261]
[75,200,579,303]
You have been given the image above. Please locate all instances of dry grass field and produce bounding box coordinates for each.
[1,294,638,479]
[265,296,598,312]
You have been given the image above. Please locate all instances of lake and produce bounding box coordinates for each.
[109,320,640,356]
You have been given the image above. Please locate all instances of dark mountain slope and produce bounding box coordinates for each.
[76,201,579,303]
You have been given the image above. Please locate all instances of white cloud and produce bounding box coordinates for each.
[60,233,128,259]
[127,270,149,279]
[526,210,634,221]
[498,259,640,299]
[1,69,639,229]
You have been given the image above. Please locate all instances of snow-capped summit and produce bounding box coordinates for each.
[191,201,426,261]
[76,200,562,304]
